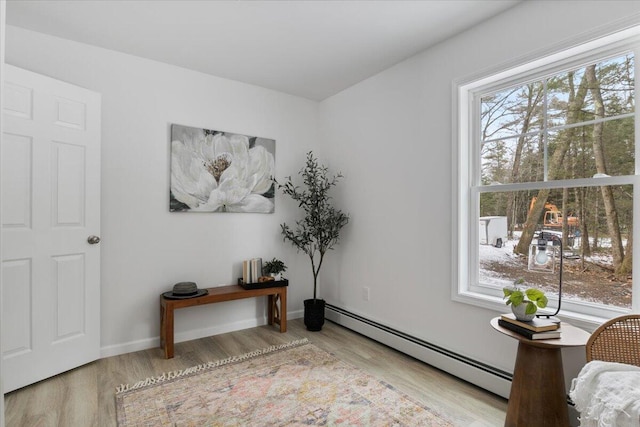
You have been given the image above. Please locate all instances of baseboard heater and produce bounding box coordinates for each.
[325,304,512,398]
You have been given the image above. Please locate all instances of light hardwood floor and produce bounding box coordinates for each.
[4,319,507,426]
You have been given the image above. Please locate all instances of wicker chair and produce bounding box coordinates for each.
[572,315,640,425]
[586,314,640,366]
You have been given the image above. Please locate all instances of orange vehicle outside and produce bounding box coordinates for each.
[529,197,580,228]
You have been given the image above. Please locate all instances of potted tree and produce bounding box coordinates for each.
[503,278,548,321]
[276,152,349,331]
[263,258,287,280]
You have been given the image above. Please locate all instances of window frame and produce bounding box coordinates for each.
[453,25,640,329]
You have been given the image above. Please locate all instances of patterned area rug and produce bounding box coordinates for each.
[116,338,453,426]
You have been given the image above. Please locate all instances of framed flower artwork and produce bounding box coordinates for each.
[170,123,275,213]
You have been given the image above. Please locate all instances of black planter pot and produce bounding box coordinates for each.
[304,299,325,331]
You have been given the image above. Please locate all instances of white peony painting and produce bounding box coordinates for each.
[170,124,275,213]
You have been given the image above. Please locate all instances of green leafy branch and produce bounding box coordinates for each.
[275,152,349,300]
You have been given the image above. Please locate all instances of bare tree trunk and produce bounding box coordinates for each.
[506,85,542,239]
[516,190,550,255]
[577,187,591,265]
[576,130,591,258]
[562,187,569,248]
[506,194,516,241]
[621,222,633,277]
[585,65,626,276]
[515,72,588,255]
[593,197,600,250]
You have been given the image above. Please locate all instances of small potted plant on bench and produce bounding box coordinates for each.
[263,258,287,281]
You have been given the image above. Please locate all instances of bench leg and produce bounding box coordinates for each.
[160,302,165,350]
[279,289,287,332]
[160,302,175,359]
[268,295,275,326]
[268,292,287,333]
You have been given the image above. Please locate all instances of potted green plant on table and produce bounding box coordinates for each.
[263,258,287,280]
[503,278,548,321]
[276,152,349,331]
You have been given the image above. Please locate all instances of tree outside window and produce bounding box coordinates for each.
[457,38,638,320]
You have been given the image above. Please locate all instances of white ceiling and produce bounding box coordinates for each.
[6,0,521,100]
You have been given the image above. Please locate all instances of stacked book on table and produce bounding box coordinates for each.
[242,258,263,284]
[498,313,561,340]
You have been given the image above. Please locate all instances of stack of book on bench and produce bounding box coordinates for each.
[498,313,561,340]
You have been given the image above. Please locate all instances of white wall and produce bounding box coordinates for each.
[5,26,319,356]
[1,0,6,424]
[4,0,640,400]
[318,0,640,389]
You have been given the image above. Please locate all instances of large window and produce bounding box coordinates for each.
[455,28,640,324]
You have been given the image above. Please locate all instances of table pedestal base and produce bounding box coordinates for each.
[505,342,569,427]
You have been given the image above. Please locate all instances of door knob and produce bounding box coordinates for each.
[87,235,101,244]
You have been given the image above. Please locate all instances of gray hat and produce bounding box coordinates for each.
[163,282,208,299]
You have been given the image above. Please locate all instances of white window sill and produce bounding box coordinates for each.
[453,288,630,333]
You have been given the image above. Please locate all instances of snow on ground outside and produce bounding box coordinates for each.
[479,232,622,305]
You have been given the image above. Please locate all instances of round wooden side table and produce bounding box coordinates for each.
[491,317,590,427]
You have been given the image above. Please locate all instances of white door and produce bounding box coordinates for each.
[1,65,101,393]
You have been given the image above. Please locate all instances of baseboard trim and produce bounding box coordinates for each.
[100,318,262,358]
[325,304,512,398]
[100,309,304,358]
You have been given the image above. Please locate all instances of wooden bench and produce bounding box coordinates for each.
[160,284,287,359]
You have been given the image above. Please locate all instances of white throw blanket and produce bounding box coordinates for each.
[570,360,640,427]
